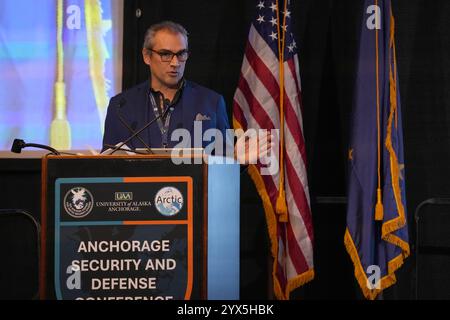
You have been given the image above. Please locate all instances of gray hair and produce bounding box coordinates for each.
[143,21,189,50]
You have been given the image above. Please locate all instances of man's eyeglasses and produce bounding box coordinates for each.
[148,49,189,62]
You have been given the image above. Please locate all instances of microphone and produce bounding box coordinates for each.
[11,139,61,155]
[108,103,172,155]
[115,98,152,151]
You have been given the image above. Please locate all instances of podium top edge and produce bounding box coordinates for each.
[0,150,96,159]
[43,154,204,160]
[0,151,239,164]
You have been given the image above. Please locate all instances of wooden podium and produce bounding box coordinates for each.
[39,154,240,300]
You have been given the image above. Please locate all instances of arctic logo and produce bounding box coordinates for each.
[155,187,183,217]
[63,187,94,218]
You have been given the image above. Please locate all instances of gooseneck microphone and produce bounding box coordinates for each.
[115,98,152,152]
[108,103,172,155]
[11,139,61,155]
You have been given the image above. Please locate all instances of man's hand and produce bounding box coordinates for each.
[234,129,274,165]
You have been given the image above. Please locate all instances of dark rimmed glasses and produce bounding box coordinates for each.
[148,48,189,62]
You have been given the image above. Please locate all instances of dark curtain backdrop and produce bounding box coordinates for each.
[121,0,450,299]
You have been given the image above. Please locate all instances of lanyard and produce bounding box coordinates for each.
[149,92,174,148]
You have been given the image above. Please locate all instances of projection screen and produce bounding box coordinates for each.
[0,0,123,151]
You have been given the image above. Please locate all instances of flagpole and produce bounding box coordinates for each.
[374,0,384,221]
[275,0,289,222]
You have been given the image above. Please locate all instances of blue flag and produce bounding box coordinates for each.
[345,0,410,300]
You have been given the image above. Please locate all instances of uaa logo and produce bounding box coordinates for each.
[64,187,94,218]
[155,187,183,216]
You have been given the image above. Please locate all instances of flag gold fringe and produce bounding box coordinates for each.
[247,153,284,299]
[285,269,315,299]
[381,13,410,258]
[344,229,398,300]
[233,118,314,300]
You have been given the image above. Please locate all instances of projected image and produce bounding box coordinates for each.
[0,0,122,151]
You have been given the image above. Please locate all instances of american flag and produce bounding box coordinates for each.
[233,0,314,299]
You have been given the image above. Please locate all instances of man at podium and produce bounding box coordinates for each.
[102,21,230,152]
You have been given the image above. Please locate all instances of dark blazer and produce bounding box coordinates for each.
[102,80,230,151]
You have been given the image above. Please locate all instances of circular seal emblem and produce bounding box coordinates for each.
[155,187,184,216]
[63,187,94,218]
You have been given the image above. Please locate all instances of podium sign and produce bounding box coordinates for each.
[55,177,193,300]
[41,156,206,300]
